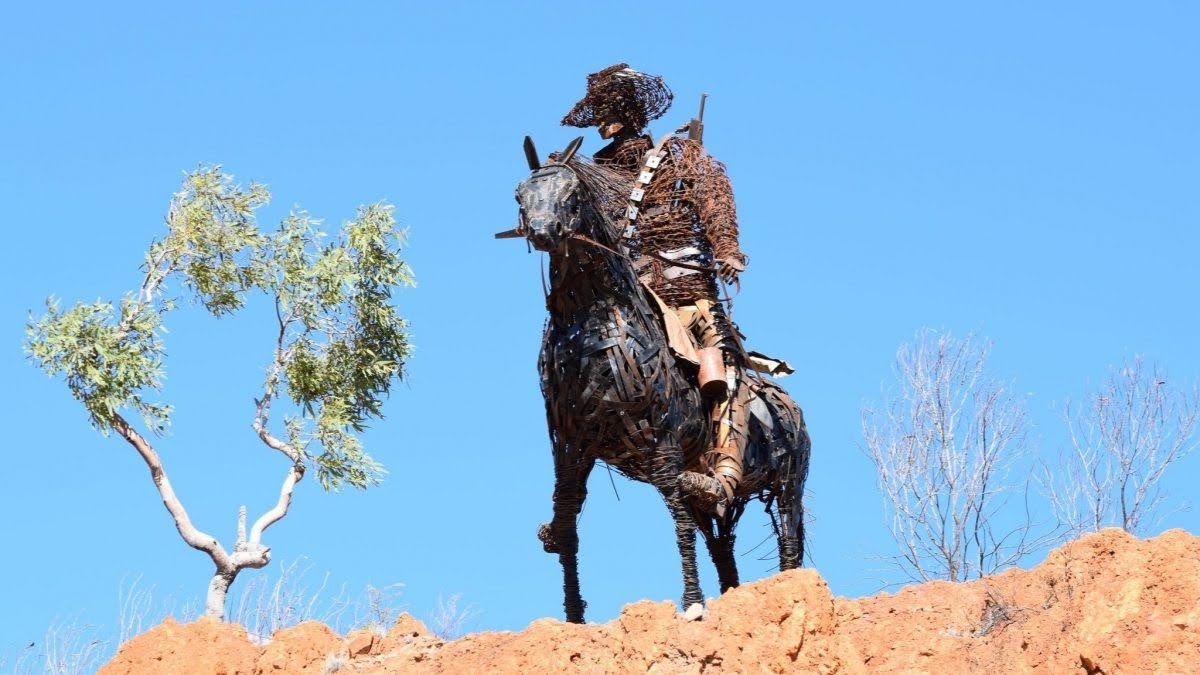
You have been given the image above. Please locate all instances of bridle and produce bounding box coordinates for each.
[502,135,740,305]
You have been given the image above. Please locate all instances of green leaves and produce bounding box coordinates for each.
[160,166,270,315]
[312,399,386,491]
[270,203,414,491]
[25,165,413,493]
[25,296,171,434]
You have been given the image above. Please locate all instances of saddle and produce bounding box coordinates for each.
[640,280,794,378]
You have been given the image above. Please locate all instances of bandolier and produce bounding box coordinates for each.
[562,63,749,514]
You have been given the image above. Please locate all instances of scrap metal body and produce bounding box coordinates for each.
[595,133,744,309]
[514,160,810,623]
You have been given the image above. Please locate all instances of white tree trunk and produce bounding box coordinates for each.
[206,571,237,620]
[111,413,302,621]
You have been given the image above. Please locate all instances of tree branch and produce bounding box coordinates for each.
[110,413,231,569]
[248,463,305,546]
[253,392,300,462]
[252,298,301,462]
[863,330,1037,582]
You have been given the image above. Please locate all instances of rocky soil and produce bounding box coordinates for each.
[100,528,1200,673]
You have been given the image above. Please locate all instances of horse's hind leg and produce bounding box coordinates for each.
[775,464,805,571]
[777,502,803,570]
[786,422,813,569]
[542,453,594,623]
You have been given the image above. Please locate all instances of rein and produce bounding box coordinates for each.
[568,232,722,274]
[536,160,741,307]
[538,154,723,276]
[567,232,741,303]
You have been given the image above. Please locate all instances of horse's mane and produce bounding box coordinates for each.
[565,157,629,246]
[544,156,659,319]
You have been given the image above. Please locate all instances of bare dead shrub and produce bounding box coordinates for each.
[429,593,479,640]
[863,330,1048,582]
[1043,357,1199,536]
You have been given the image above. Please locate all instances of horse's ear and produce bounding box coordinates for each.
[559,136,584,165]
[524,136,541,171]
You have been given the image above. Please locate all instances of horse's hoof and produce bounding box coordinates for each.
[537,523,559,553]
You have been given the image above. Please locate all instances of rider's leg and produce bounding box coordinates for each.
[708,400,744,508]
[674,299,745,513]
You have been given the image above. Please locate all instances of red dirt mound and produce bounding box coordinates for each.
[101,528,1200,673]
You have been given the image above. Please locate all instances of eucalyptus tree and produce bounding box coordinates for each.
[25,166,414,619]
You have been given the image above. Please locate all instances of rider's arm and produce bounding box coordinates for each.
[693,148,747,271]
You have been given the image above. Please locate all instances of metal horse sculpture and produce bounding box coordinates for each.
[501,136,811,623]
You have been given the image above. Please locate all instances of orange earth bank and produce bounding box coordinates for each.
[101,528,1200,673]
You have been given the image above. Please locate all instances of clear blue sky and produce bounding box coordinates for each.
[3,1,1197,652]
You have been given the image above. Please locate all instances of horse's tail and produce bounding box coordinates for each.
[779,410,810,568]
[749,379,810,569]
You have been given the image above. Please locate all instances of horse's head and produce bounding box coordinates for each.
[498,136,586,252]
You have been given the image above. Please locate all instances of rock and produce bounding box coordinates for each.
[255,621,341,672]
[706,569,863,673]
[99,530,1200,674]
[389,612,431,639]
[343,629,380,658]
[98,616,258,675]
[681,603,706,621]
[836,528,1200,673]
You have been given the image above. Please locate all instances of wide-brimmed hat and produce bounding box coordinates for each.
[561,63,673,131]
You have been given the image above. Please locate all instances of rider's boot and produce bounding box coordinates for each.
[679,445,743,518]
[676,300,745,516]
[681,391,745,517]
[679,471,726,516]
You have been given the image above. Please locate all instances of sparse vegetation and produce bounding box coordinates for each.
[323,651,348,673]
[3,568,417,671]
[1043,357,1199,537]
[230,558,339,643]
[862,329,1047,582]
[976,586,1027,637]
[355,583,406,637]
[429,593,479,640]
[4,616,107,675]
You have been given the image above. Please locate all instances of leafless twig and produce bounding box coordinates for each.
[428,593,479,640]
[863,330,1048,582]
[1042,357,1199,536]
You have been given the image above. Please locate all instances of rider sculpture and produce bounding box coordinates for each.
[561,63,777,516]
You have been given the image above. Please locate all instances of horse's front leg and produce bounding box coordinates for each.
[657,466,704,610]
[703,525,740,593]
[539,449,594,624]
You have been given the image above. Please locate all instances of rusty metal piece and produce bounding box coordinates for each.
[747,350,795,376]
[586,134,745,309]
[697,346,727,398]
[708,444,744,503]
[687,93,708,143]
[680,470,724,513]
[494,226,526,239]
[536,522,558,553]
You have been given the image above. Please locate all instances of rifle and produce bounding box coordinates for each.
[686,93,708,144]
